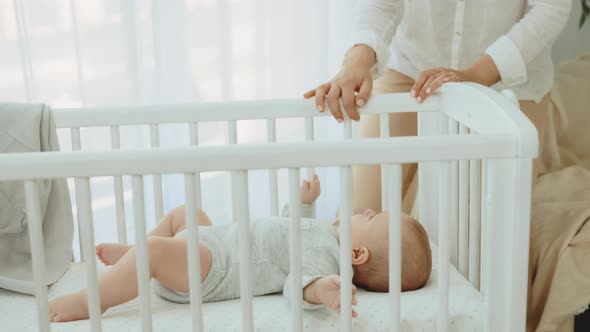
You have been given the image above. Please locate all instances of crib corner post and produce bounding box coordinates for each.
[509,158,533,332]
[483,158,518,332]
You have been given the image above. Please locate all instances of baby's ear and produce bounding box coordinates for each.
[352,247,370,266]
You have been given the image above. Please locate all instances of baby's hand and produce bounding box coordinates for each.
[316,275,358,318]
[300,175,321,204]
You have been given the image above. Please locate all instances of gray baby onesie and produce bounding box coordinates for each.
[153,205,340,309]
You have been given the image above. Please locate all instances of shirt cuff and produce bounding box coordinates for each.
[345,29,391,80]
[301,275,326,310]
[485,35,528,87]
[281,203,314,218]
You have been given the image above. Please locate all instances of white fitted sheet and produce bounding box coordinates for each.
[0,246,484,332]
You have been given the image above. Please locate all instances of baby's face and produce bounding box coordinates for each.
[350,209,390,248]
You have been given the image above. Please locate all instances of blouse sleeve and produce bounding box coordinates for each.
[345,0,404,79]
[485,0,572,87]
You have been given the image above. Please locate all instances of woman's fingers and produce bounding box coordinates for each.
[314,83,330,112]
[417,73,441,103]
[356,77,372,109]
[412,68,466,102]
[411,68,440,98]
[341,81,359,121]
[426,73,451,96]
[327,85,344,123]
[303,89,316,98]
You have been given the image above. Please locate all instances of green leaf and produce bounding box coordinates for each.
[581,0,589,29]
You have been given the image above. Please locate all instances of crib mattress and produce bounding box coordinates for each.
[0,248,484,332]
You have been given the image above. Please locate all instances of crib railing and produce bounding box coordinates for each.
[1,83,537,332]
[57,92,438,261]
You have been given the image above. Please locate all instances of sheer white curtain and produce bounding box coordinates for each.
[0,0,356,256]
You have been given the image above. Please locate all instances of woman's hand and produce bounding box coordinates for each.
[411,55,501,103]
[304,45,376,123]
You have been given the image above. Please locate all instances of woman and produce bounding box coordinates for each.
[305,0,572,214]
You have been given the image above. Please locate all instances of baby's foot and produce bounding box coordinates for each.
[96,243,131,266]
[49,291,90,322]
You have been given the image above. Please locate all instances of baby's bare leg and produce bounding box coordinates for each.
[50,237,212,322]
[150,206,213,237]
[97,207,213,266]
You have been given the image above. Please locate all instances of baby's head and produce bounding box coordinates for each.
[350,209,432,292]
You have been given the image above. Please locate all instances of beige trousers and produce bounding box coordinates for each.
[352,69,550,215]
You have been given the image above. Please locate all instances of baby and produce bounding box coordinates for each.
[48,176,432,322]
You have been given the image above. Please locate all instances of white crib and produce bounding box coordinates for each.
[0,82,537,332]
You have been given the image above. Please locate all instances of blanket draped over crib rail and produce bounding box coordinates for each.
[0,103,73,294]
[527,53,590,332]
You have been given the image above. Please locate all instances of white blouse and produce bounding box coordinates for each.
[348,0,572,102]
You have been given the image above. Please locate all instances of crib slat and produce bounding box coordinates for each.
[288,168,303,331]
[149,124,164,222]
[110,126,127,244]
[341,116,354,332]
[184,173,204,332]
[387,164,402,331]
[458,125,469,276]
[305,117,316,178]
[235,170,253,332]
[228,121,239,222]
[228,121,237,143]
[380,113,390,212]
[379,113,390,137]
[448,120,459,267]
[71,127,81,150]
[76,177,102,332]
[131,175,153,332]
[24,181,51,332]
[189,122,199,145]
[305,117,315,164]
[339,165,353,332]
[468,159,481,288]
[268,169,279,216]
[184,122,203,331]
[417,111,447,242]
[438,161,451,332]
[305,117,315,216]
[71,127,86,261]
[480,160,488,300]
[188,118,202,248]
[266,119,279,215]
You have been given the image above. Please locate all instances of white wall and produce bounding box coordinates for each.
[552,1,590,64]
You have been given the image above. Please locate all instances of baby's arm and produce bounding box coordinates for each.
[281,175,320,218]
[283,245,355,316]
[303,275,358,317]
[300,175,320,204]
